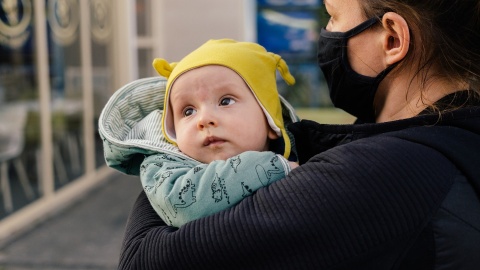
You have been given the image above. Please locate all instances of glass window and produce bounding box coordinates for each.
[91,0,114,168]
[136,0,151,37]
[0,0,40,217]
[257,1,330,107]
[47,0,85,188]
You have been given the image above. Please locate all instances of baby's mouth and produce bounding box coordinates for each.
[203,136,225,146]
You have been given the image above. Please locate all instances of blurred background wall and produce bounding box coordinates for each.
[0,0,350,243]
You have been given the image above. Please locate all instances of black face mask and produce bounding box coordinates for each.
[317,17,396,122]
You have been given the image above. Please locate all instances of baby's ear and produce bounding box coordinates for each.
[268,128,280,140]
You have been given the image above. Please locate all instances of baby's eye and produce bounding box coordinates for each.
[183,107,196,117]
[220,97,235,106]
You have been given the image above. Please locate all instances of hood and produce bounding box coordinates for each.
[98,76,299,175]
[390,107,480,196]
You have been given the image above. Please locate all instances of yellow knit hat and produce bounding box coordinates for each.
[153,39,295,158]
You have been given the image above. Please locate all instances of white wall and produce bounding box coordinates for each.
[157,0,256,61]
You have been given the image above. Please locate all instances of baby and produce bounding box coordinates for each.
[102,39,299,227]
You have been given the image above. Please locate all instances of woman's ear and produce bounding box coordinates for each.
[381,12,410,65]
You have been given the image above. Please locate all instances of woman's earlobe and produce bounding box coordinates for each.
[382,12,410,65]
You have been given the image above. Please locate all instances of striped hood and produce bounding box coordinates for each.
[98,76,298,175]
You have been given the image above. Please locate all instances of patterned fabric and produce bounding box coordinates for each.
[141,150,290,227]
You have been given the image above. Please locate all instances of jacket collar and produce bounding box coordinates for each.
[288,103,480,164]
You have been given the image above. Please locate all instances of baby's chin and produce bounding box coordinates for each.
[195,152,240,164]
[198,155,229,164]
[180,149,229,163]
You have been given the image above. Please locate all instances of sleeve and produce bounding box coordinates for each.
[140,151,290,227]
[119,137,455,269]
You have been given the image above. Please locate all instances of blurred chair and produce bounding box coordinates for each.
[0,103,34,213]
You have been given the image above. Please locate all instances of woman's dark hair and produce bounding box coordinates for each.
[362,0,480,107]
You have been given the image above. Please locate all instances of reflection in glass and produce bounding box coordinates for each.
[91,0,114,168]
[0,0,40,218]
[47,0,85,189]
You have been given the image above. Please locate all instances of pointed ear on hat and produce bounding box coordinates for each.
[152,58,178,78]
[275,55,295,86]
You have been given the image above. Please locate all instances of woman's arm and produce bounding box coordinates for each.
[119,138,455,269]
[117,191,169,270]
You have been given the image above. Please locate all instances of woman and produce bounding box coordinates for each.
[117,0,480,269]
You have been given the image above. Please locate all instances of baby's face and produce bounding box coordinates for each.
[169,65,278,163]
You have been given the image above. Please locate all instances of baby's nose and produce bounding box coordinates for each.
[197,111,218,129]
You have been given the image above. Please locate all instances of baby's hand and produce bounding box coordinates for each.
[288,161,299,170]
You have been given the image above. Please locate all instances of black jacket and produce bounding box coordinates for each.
[118,104,480,270]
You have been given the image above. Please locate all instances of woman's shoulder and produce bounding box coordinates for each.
[294,126,463,206]
[305,125,444,163]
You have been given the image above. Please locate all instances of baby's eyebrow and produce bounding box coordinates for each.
[170,91,188,104]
